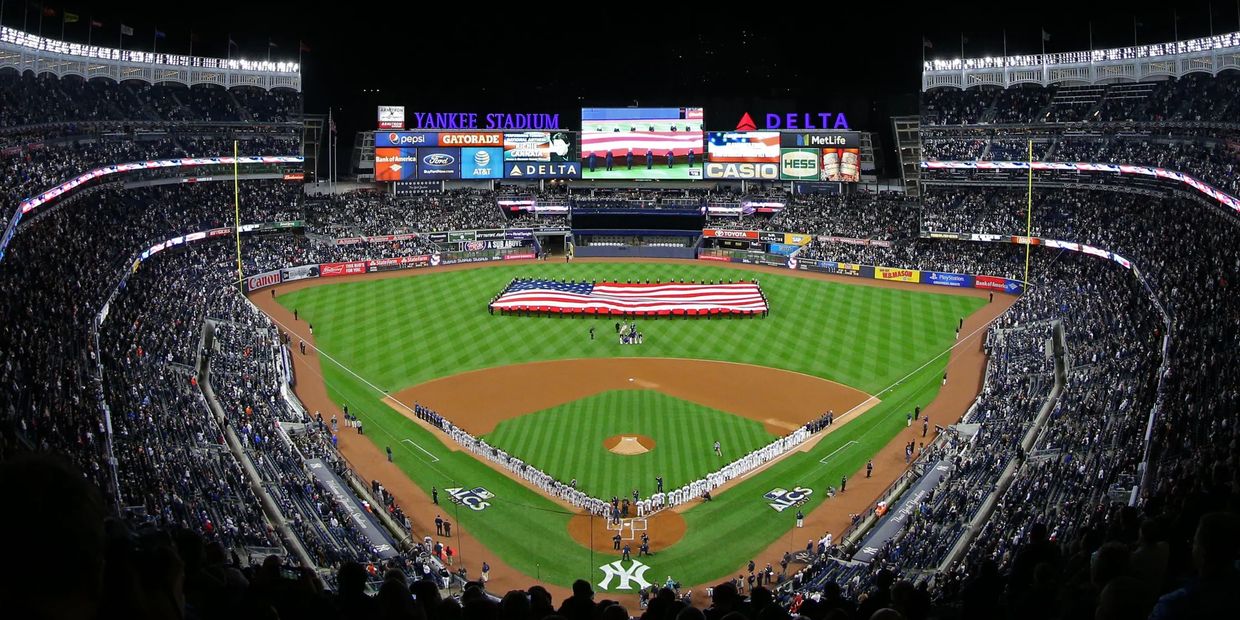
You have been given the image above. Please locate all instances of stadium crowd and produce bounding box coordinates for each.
[2,52,1240,620]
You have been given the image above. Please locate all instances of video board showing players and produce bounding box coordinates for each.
[580,107,704,180]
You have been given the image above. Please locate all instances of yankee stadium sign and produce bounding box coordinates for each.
[410,112,562,130]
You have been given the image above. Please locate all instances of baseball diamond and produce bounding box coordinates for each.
[5,14,1237,620]
[267,260,988,590]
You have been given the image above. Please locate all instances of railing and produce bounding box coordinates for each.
[0,26,300,90]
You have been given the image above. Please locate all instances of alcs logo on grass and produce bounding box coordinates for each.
[764,486,813,512]
[446,487,494,511]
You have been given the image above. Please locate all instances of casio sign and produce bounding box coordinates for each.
[705,162,778,180]
[781,150,819,179]
[424,153,455,167]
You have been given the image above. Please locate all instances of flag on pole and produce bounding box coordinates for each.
[120,24,134,36]
[268,39,278,47]
[63,12,79,23]
[922,37,933,49]
[155,29,166,39]
[299,41,311,53]
[90,18,103,28]
[42,6,56,17]
[1041,29,1051,41]
[489,279,769,316]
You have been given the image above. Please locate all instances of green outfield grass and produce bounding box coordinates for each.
[486,390,777,500]
[276,261,988,590]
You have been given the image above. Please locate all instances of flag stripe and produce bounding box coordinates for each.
[491,279,768,314]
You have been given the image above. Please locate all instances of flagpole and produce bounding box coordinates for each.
[227,32,231,59]
[1041,26,1046,57]
[1025,139,1033,285]
[234,140,243,293]
[1003,29,1007,58]
[60,13,65,41]
[153,27,158,55]
[88,17,92,47]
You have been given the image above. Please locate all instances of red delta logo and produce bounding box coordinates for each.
[735,112,757,131]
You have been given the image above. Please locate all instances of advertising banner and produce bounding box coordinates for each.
[427,232,449,243]
[783,233,813,245]
[377,105,405,130]
[767,243,800,255]
[375,147,417,181]
[780,131,861,149]
[305,459,398,559]
[437,132,502,148]
[874,267,921,283]
[319,261,367,278]
[697,254,732,262]
[807,261,864,277]
[503,252,537,260]
[821,148,861,182]
[374,132,438,148]
[854,461,950,563]
[281,264,319,282]
[394,180,442,196]
[704,161,779,180]
[502,131,575,162]
[367,255,430,273]
[922,271,973,288]
[504,161,581,179]
[505,229,534,240]
[758,231,784,243]
[974,275,1008,291]
[926,231,968,240]
[416,148,461,179]
[475,230,506,241]
[244,269,282,292]
[447,231,476,242]
[703,229,759,240]
[780,148,819,180]
[460,147,504,179]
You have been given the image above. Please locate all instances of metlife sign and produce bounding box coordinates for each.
[780,132,862,149]
[505,161,581,179]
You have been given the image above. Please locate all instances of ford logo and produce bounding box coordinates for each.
[424,154,454,166]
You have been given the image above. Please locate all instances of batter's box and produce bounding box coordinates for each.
[605,517,648,540]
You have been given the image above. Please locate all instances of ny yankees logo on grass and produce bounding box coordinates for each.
[598,559,651,591]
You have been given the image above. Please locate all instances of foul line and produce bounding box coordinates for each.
[401,438,440,463]
[819,440,860,464]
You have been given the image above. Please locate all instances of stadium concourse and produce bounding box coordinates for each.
[1,21,1239,620]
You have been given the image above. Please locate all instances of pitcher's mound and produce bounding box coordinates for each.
[604,434,655,455]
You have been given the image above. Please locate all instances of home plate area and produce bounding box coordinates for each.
[607,516,648,540]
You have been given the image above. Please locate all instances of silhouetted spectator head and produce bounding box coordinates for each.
[676,604,706,620]
[1095,576,1154,620]
[337,561,368,597]
[1090,542,1130,589]
[572,579,594,600]
[0,455,106,620]
[601,602,629,620]
[1193,512,1240,576]
[869,609,905,620]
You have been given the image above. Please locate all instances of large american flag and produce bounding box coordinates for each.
[490,279,768,315]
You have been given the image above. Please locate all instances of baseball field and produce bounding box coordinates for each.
[263,260,995,595]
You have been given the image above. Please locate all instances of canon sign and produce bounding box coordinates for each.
[246,270,282,291]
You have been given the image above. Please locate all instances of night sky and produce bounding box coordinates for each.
[5,0,1232,171]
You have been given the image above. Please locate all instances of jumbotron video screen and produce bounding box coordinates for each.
[580,107,704,180]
